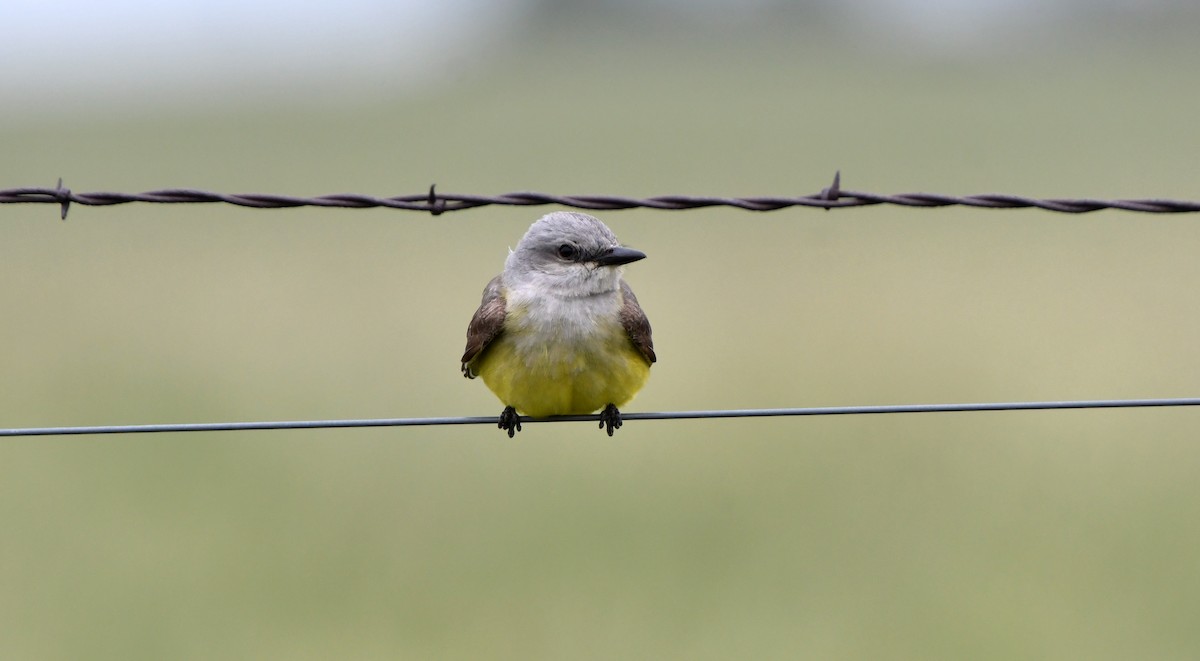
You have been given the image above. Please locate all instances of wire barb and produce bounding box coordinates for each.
[55,177,71,220]
[819,170,841,210]
[427,184,445,216]
[4,176,1200,217]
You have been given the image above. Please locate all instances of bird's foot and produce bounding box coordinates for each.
[498,406,522,438]
[599,403,623,437]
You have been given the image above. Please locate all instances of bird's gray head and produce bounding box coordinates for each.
[504,212,646,296]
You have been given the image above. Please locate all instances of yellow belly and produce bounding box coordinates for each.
[474,332,650,417]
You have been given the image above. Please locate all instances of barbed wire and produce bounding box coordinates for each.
[3,174,1200,220]
[3,398,1198,437]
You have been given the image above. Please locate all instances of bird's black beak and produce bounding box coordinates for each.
[594,246,647,267]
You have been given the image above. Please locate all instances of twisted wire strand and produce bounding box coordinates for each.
[3,175,1199,220]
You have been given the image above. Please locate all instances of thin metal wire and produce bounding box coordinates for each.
[3,174,1200,219]
[3,398,1198,437]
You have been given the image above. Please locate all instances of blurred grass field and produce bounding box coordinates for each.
[3,26,1200,660]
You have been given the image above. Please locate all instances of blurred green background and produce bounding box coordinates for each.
[3,2,1200,658]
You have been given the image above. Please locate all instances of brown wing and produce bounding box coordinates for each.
[461,275,507,378]
[619,280,656,365]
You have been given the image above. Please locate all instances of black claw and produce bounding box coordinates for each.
[599,403,623,437]
[498,406,522,438]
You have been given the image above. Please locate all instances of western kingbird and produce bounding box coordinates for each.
[461,212,655,437]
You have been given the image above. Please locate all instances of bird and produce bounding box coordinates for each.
[461,212,655,437]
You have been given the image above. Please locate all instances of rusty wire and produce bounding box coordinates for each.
[2,174,1199,221]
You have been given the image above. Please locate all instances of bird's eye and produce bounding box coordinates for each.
[557,243,578,260]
